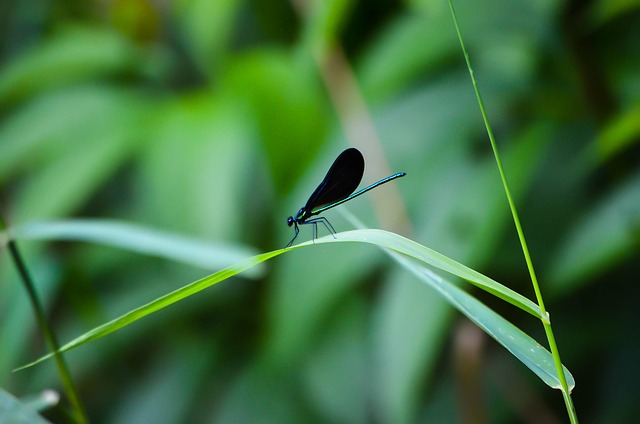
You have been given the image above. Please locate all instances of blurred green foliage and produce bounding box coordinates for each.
[1,0,639,422]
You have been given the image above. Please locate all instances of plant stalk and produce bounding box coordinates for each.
[2,214,88,423]
[447,1,578,422]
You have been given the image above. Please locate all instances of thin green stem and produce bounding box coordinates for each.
[3,217,88,423]
[447,1,577,422]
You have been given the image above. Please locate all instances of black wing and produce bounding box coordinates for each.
[304,148,365,215]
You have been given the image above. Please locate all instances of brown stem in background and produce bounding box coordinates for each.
[454,319,487,424]
[292,0,411,237]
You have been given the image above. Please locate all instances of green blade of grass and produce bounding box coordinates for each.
[390,252,574,390]
[15,248,286,371]
[16,229,545,372]
[447,0,576,419]
[330,230,544,320]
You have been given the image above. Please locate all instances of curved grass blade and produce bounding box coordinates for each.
[15,249,286,371]
[391,252,574,390]
[322,230,544,320]
[17,229,543,370]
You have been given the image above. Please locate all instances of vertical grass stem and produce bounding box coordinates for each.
[446,1,578,421]
[1,215,87,424]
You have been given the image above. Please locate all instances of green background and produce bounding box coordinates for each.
[1,0,639,422]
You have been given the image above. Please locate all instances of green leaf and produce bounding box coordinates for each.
[15,248,285,371]
[390,252,574,390]
[596,105,640,161]
[300,0,356,52]
[17,229,544,371]
[303,297,369,423]
[372,269,452,424]
[172,0,241,73]
[221,51,329,192]
[0,26,140,104]
[135,93,253,240]
[588,0,640,28]
[0,84,152,221]
[336,230,544,319]
[359,13,458,102]
[0,85,144,183]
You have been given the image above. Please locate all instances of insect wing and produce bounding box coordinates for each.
[305,148,365,214]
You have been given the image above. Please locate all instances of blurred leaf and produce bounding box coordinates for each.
[548,170,640,295]
[12,127,140,222]
[359,13,458,102]
[373,271,452,424]
[212,361,307,424]
[360,0,554,103]
[19,390,60,415]
[596,105,640,161]
[109,0,162,43]
[0,85,146,183]
[0,26,141,104]
[303,296,368,424]
[0,84,153,222]
[172,0,241,73]
[11,219,263,277]
[300,0,356,51]
[108,349,202,424]
[371,74,480,168]
[0,388,53,424]
[136,92,253,240]
[221,51,329,192]
[588,0,640,28]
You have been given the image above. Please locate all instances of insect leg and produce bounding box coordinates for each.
[285,222,300,248]
[304,216,337,239]
[311,221,317,243]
